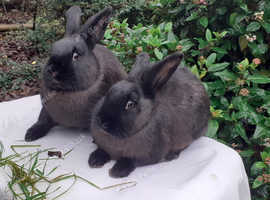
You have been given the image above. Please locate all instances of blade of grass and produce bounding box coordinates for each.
[63,148,73,157]
[76,175,137,190]
[10,145,41,154]
[42,158,49,174]
[30,154,39,173]
[51,174,77,200]
[0,140,4,158]
[28,191,46,200]
[46,166,59,176]
[18,182,30,198]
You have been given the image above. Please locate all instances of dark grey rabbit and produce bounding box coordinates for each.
[25,6,127,141]
[89,52,211,178]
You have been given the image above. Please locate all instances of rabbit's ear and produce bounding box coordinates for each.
[141,53,183,95]
[65,6,83,36]
[80,7,112,49]
[129,52,150,78]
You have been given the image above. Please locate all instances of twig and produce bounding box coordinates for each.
[0,24,33,31]
[33,0,39,31]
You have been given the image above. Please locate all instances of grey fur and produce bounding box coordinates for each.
[65,6,82,36]
[25,6,127,141]
[89,52,211,177]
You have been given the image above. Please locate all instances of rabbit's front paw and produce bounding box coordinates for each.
[25,123,51,142]
[89,148,111,168]
[109,158,135,178]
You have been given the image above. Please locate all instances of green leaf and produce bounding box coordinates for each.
[235,123,250,144]
[200,69,207,79]
[240,3,249,13]
[200,17,208,28]
[160,0,174,6]
[249,43,268,56]
[206,80,224,91]
[167,31,177,43]
[136,0,145,7]
[252,176,264,189]
[214,69,237,81]
[253,124,269,139]
[148,35,162,47]
[206,53,216,67]
[179,39,194,52]
[229,13,238,27]
[246,22,261,32]
[262,22,270,33]
[212,47,227,55]
[104,30,112,39]
[186,12,199,21]
[217,7,227,15]
[165,22,173,32]
[220,31,228,38]
[240,58,249,68]
[208,62,230,72]
[190,65,199,78]
[206,120,219,138]
[264,118,270,128]
[247,74,270,84]
[260,151,270,161]
[239,36,248,52]
[239,149,255,157]
[195,38,208,49]
[220,97,229,107]
[251,162,267,176]
[206,29,212,42]
[154,48,163,60]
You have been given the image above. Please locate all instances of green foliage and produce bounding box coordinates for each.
[0,54,41,93]
[26,17,59,54]
[103,20,180,71]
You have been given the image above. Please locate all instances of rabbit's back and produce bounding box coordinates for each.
[157,67,210,151]
[94,44,126,84]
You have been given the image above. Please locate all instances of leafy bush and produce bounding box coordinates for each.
[103,1,270,199]
[103,20,180,70]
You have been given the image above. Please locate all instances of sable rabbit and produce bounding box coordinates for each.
[25,6,127,141]
[89,52,211,178]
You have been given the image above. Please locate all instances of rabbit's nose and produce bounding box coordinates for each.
[99,118,111,132]
[47,66,58,78]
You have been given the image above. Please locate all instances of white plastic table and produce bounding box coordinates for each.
[0,95,251,200]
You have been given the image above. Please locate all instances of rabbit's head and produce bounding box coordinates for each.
[43,6,112,91]
[96,53,183,138]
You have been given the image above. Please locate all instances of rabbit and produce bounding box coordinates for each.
[24,6,127,141]
[88,52,211,178]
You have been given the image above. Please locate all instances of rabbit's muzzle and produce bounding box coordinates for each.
[97,116,128,139]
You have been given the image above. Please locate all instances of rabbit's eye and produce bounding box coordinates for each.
[125,100,136,111]
[72,52,79,61]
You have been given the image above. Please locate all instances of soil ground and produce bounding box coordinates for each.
[0,8,43,102]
